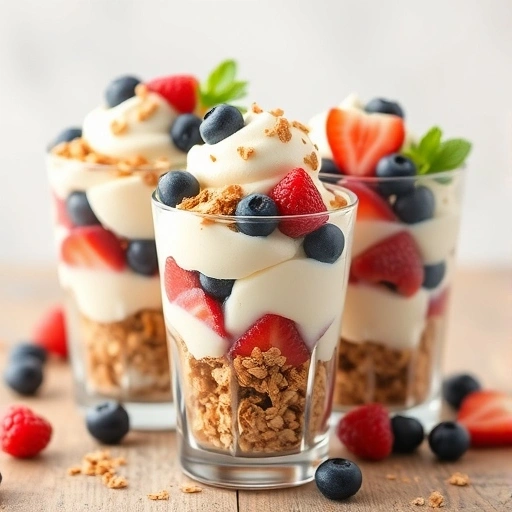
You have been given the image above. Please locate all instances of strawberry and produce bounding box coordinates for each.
[164,257,200,302]
[458,391,512,447]
[342,181,396,221]
[229,314,310,367]
[53,193,74,228]
[32,305,68,358]
[61,226,126,271]
[175,288,227,338]
[326,108,405,177]
[146,75,198,114]
[336,403,393,460]
[351,231,424,297]
[428,288,450,317]
[0,405,52,458]
[269,168,328,238]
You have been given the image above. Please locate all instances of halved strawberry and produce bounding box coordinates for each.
[342,181,396,221]
[175,288,227,338]
[269,168,328,238]
[146,75,198,114]
[164,257,200,302]
[458,391,512,447]
[326,108,405,177]
[61,226,125,271]
[351,231,424,297]
[229,314,310,367]
[33,306,68,358]
[428,288,450,317]
[53,193,74,229]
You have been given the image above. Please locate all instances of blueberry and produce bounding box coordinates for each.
[391,415,424,453]
[9,343,47,364]
[365,98,405,118]
[66,191,101,226]
[86,401,130,444]
[423,262,446,289]
[315,458,362,501]
[235,194,279,237]
[126,240,158,276]
[4,358,44,395]
[199,274,235,300]
[48,127,82,150]
[393,186,435,224]
[443,373,481,409]
[157,171,200,207]
[200,104,245,144]
[304,224,345,264]
[105,76,140,108]
[428,421,470,461]
[376,154,416,197]
[321,158,342,175]
[170,114,203,152]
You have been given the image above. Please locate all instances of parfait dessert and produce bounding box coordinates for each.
[152,103,357,487]
[46,61,247,427]
[309,95,471,421]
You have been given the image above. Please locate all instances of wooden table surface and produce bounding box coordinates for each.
[0,266,511,512]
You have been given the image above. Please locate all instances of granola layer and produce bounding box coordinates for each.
[333,317,438,407]
[81,309,171,400]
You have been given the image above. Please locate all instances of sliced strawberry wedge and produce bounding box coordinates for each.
[458,391,512,447]
[326,108,405,177]
[351,231,424,297]
[229,314,310,367]
[164,257,200,302]
[175,288,227,338]
[61,226,125,271]
[53,193,74,229]
[342,181,396,221]
[428,288,450,317]
[146,75,198,114]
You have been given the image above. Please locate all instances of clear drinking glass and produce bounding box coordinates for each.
[152,183,357,489]
[47,152,175,429]
[323,170,465,427]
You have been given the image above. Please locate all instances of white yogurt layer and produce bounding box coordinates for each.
[58,265,162,323]
[341,284,429,350]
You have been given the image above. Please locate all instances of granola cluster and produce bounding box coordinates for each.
[177,184,244,216]
[177,337,330,454]
[81,309,171,400]
[333,318,438,407]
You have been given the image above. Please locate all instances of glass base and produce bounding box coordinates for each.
[179,435,329,490]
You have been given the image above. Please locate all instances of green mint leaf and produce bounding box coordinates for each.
[429,139,472,172]
[206,60,237,95]
[418,126,442,161]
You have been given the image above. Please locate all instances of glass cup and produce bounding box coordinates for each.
[47,151,177,429]
[152,183,357,489]
[322,170,465,427]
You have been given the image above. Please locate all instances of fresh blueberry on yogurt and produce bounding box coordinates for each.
[200,104,245,144]
[105,76,141,108]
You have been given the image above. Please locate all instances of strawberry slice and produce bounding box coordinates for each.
[175,288,227,338]
[458,391,512,447]
[146,75,198,114]
[342,181,396,221]
[164,257,200,302]
[61,226,125,271]
[33,306,68,358]
[229,314,310,367]
[326,108,405,177]
[53,193,74,229]
[269,168,328,238]
[351,231,424,297]
[428,288,450,317]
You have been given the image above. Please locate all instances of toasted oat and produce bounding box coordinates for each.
[135,83,149,98]
[147,490,170,500]
[137,101,158,122]
[181,484,202,493]
[142,171,158,187]
[265,117,292,143]
[210,155,217,162]
[292,120,309,134]
[177,185,243,216]
[386,473,397,480]
[67,466,82,476]
[68,449,128,489]
[428,491,444,508]
[251,102,263,114]
[330,194,348,209]
[111,119,128,136]
[237,146,255,160]
[269,108,284,117]
[103,473,128,489]
[303,151,319,171]
[411,497,425,506]
[447,472,470,486]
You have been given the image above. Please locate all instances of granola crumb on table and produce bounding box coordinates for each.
[67,450,128,489]
[428,490,444,508]
[147,490,170,500]
[447,472,470,486]
[180,484,203,493]
[411,497,426,506]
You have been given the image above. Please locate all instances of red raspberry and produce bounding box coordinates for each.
[336,403,393,460]
[0,405,52,458]
[269,168,328,238]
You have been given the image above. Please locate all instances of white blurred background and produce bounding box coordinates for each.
[0,0,510,267]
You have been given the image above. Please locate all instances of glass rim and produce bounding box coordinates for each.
[151,182,358,222]
[319,167,464,183]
